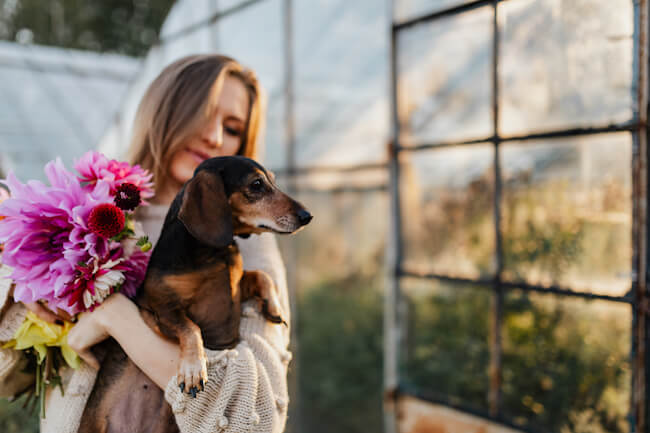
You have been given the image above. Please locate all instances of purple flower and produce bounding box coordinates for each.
[116,247,150,298]
[74,151,154,204]
[0,158,113,314]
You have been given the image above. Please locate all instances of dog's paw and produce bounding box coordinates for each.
[260,293,287,327]
[178,350,208,397]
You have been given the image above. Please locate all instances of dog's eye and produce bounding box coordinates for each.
[250,179,264,192]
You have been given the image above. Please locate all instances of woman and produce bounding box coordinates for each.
[0,54,291,433]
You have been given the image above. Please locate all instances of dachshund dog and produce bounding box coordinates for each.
[77,156,311,433]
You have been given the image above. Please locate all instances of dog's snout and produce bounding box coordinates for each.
[297,210,312,226]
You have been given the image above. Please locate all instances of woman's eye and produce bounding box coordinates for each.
[225,127,241,136]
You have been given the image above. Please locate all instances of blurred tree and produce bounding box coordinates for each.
[294,275,384,433]
[292,274,628,433]
[0,0,175,56]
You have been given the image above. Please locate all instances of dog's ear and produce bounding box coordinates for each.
[178,170,233,248]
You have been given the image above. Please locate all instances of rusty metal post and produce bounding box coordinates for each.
[282,0,301,431]
[385,1,403,431]
[488,0,503,417]
[633,0,649,432]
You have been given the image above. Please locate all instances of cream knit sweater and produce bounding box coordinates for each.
[0,203,291,433]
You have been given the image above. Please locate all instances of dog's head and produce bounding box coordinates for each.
[177,156,312,248]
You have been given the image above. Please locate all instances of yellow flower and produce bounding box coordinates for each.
[2,312,80,369]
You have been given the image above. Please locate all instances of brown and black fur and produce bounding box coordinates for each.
[77,156,311,433]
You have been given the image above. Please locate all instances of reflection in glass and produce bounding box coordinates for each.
[502,291,630,433]
[397,7,492,145]
[400,277,490,410]
[501,133,632,296]
[401,145,495,278]
[279,166,388,193]
[293,0,389,168]
[499,0,634,135]
[291,189,388,291]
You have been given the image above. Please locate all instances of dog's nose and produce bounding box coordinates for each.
[298,210,313,226]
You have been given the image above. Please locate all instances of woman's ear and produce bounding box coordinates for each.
[178,170,233,248]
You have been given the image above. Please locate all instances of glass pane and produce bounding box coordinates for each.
[293,0,389,168]
[290,188,388,290]
[1,143,56,182]
[36,72,110,143]
[0,68,74,137]
[401,145,496,278]
[160,0,214,60]
[400,277,490,410]
[159,0,215,40]
[501,133,632,296]
[394,0,478,24]
[499,0,634,136]
[282,188,388,433]
[215,0,287,170]
[279,166,388,192]
[397,7,492,146]
[502,291,631,433]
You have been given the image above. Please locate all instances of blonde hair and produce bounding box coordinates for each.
[127,54,265,195]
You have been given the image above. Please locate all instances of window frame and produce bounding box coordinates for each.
[386,1,650,432]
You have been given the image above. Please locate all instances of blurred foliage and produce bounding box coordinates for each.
[502,292,629,433]
[502,172,631,293]
[0,393,39,433]
[291,163,630,433]
[292,273,628,433]
[402,282,491,410]
[0,0,175,56]
[292,275,384,433]
[402,159,496,279]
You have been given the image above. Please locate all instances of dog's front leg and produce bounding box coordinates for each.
[143,303,208,397]
[175,317,208,397]
[240,270,286,326]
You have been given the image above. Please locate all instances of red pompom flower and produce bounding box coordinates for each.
[114,183,141,211]
[88,203,125,238]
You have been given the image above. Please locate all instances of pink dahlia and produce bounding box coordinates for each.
[75,151,154,204]
[60,247,149,311]
[0,159,113,314]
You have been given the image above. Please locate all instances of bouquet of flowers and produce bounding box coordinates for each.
[0,151,154,416]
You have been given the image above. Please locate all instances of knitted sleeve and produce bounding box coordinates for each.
[164,233,291,433]
[0,264,33,398]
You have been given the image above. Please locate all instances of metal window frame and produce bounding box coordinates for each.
[386,1,650,433]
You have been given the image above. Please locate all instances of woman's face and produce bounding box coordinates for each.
[169,75,250,186]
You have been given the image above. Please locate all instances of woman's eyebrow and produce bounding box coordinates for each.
[225,114,246,124]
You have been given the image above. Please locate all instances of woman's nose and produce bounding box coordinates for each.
[202,122,223,148]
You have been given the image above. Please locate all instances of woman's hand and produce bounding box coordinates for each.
[66,294,123,369]
[66,293,179,387]
[67,292,179,388]
[23,301,72,324]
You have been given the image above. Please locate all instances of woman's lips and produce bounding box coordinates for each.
[186,148,211,164]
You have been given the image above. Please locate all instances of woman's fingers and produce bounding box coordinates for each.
[55,307,74,322]
[24,302,62,324]
[66,311,109,370]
